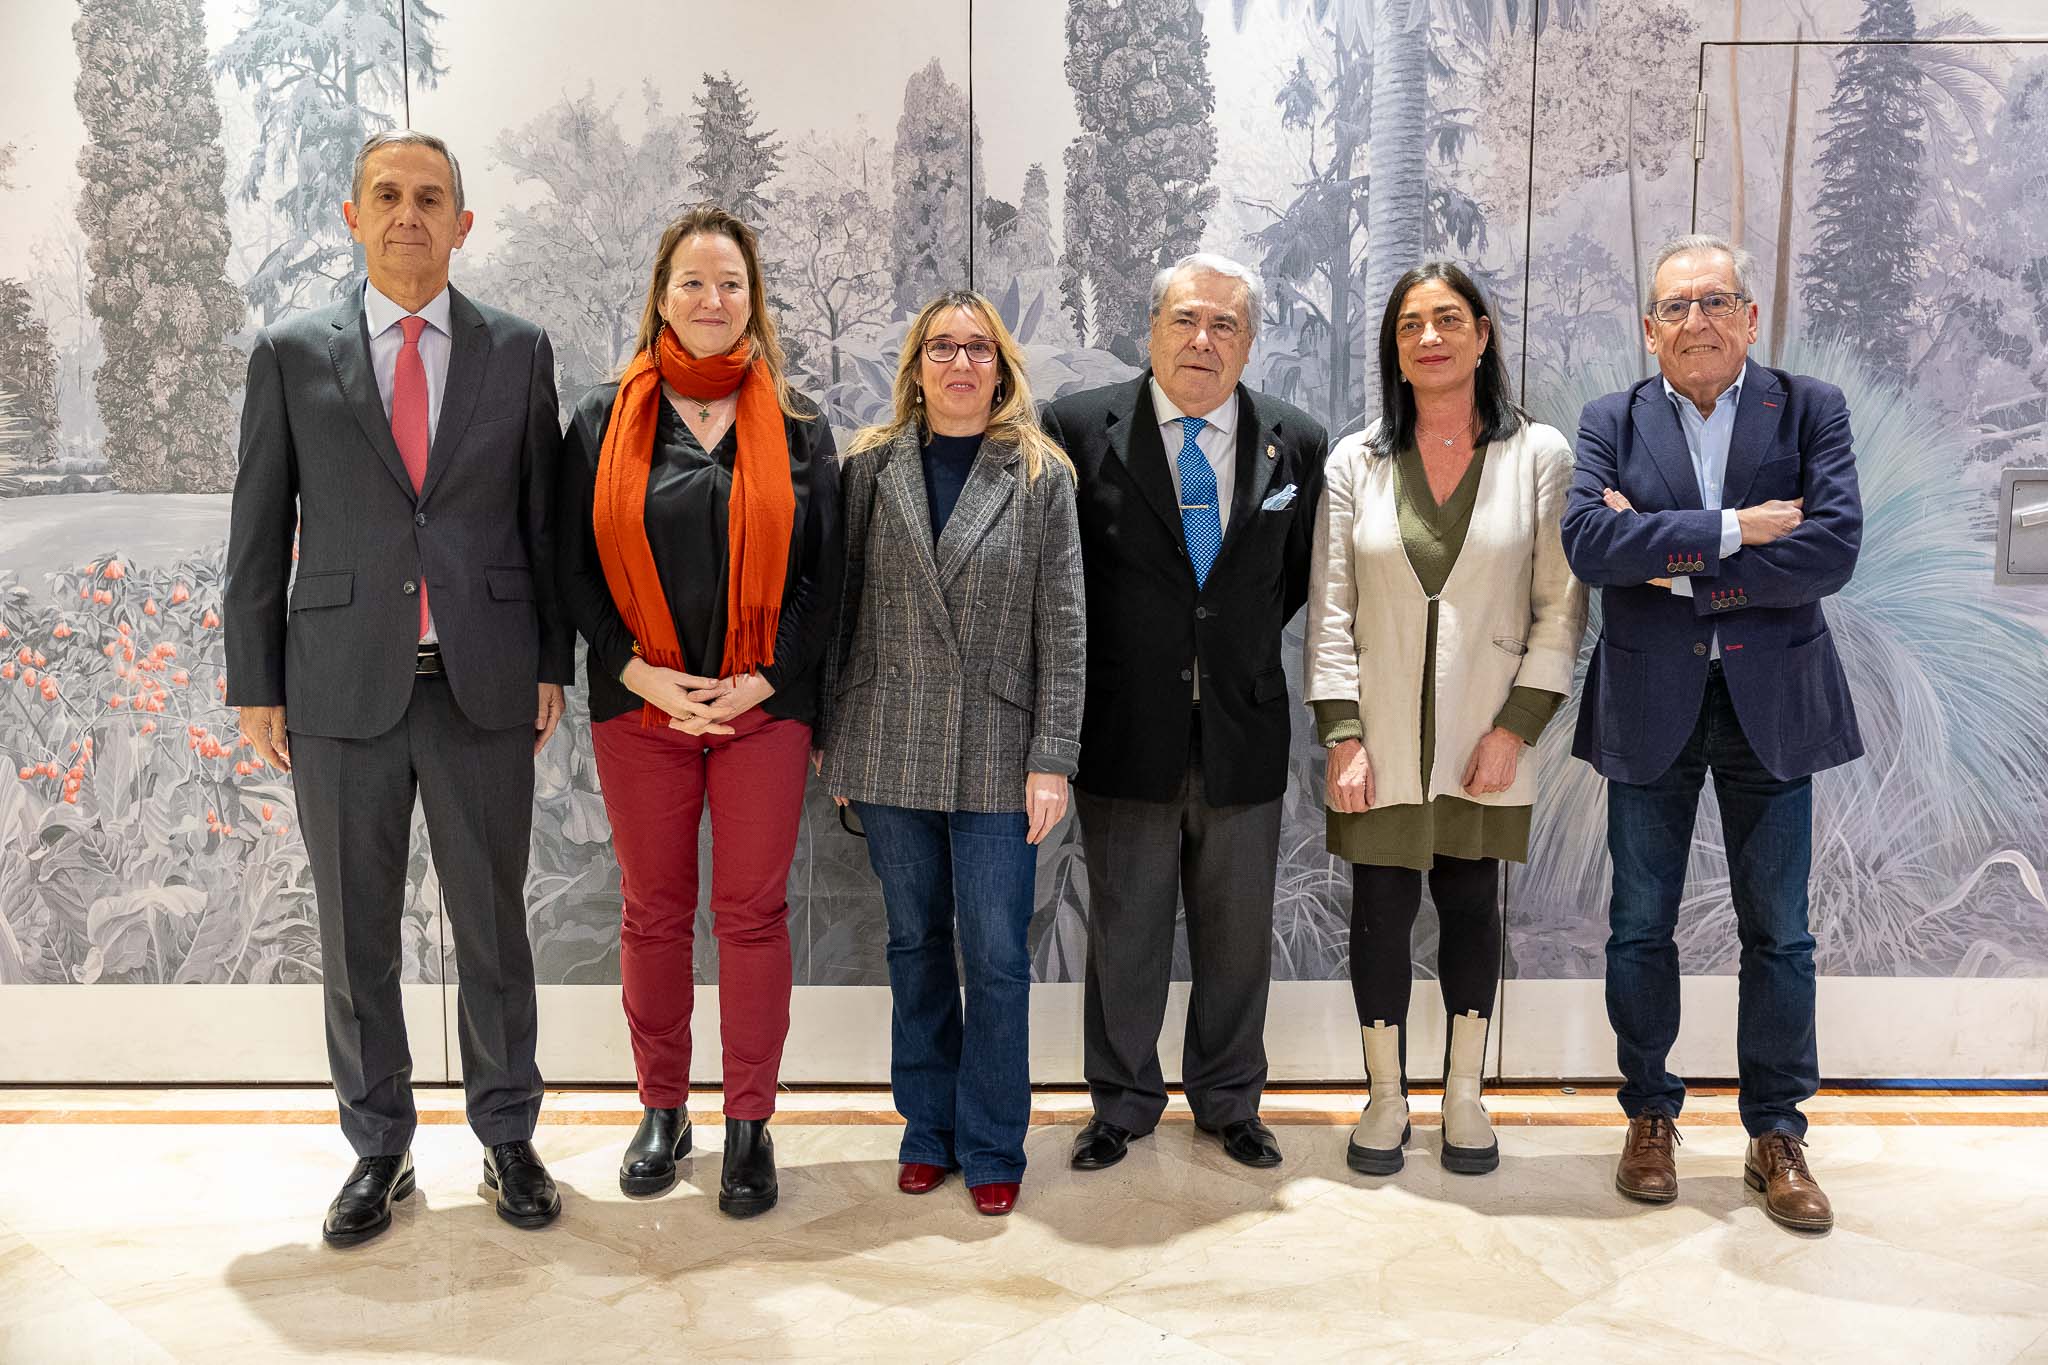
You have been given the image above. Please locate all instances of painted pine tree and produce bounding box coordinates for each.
[889,58,982,315]
[73,0,245,493]
[215,0,442,320]
[689,72,783,222]
[1801,0,1925,374]
[1060,0,1217,363]
[0,279,60,463]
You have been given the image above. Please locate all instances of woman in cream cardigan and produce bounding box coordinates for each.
[1306,261,1586,1176]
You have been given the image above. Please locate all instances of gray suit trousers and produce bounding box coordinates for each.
[1075,722,1281,1133]
[290,673,542,1157]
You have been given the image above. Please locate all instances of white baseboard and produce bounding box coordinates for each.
[3,977,2042,1085]
[0,984,447,1084]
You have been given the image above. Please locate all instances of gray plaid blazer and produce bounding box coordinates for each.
[820,428,1085,813]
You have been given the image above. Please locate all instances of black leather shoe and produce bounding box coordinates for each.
[1070,1118,1138,1171]
[482,1140,561,1229]
[619,1107,693,1197]
[719,1118,777,1218]
[1203,1117,1283,1168]
[322,1152,414,1247]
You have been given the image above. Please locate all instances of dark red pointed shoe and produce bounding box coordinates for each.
[898,1162,948,1195]
[970,1181,1020,1216]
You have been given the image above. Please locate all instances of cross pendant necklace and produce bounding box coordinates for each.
[695,400,713,423]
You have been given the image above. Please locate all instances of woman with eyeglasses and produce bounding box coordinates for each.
[1304,262,1586,1176]
[555,204,841,1217]
[819,290,1084,1216]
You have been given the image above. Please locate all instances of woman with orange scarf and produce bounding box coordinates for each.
[555,205,841,1218]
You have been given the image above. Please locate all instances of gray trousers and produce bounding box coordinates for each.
[290,674,543,1157]
[1075,727,1282,1133]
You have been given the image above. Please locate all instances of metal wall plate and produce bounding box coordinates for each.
[1995,468,2048,587]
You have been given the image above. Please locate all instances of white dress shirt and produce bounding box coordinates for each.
[1150,378,1238,534]
[1662,363,1747,658]
[363,280,453,641]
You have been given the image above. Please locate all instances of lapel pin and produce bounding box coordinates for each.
[1266,444,1276,461]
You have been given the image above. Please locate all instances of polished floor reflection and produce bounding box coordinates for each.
[2,1089,2046,1363]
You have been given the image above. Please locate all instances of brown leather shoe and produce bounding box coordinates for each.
[1745,1131,1833,1232]
[1615,1114,1681,1203]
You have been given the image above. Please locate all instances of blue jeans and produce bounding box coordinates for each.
[1605,666,1819,1139]
[851,803,1036,1186]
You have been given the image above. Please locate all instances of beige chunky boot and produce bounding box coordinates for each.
[1440,1009,1499,1174]
[1347,1021,1409,1175]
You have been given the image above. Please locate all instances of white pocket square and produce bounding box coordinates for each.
[1261,483,1298,511]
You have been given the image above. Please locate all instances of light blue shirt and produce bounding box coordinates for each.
[1663,363,1748,656]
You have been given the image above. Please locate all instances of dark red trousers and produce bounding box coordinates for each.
[592,706,810,1118]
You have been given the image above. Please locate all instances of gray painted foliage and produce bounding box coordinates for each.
[4,1,2046,993]
[1061,0,1219,363]
[72,0,246,494]
[214,0,441,319]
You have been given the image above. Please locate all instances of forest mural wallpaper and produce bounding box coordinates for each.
[0,0,2043,1010]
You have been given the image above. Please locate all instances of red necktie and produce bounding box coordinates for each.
[391,315,431,638]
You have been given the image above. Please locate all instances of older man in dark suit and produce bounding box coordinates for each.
[1563,232,1862,1234]
[1043,253,1328,1171]
[225,130,572,1245]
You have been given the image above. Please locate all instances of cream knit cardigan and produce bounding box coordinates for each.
[1305,419,1588,809]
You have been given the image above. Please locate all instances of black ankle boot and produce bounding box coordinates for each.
[619,1107,692,1197]
[719,1117,777,1218]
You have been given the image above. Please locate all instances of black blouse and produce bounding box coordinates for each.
[556,383,842,727]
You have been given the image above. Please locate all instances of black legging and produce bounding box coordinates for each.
[1348,857,1501,1043]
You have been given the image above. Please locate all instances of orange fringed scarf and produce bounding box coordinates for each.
[593,330,795,728]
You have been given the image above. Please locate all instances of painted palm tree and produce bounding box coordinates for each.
[1316,0,1593,397]
[1515,338,2048,979]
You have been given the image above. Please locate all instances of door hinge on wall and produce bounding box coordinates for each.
[1693,92,1708,161]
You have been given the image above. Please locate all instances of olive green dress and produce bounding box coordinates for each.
[1315,441,1562,872]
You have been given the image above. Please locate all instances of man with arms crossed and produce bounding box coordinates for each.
[1562,232,1862,1232]
[226,130,572,1244]
[1043,253,1327,1172]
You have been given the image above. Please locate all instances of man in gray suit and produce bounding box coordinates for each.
[225,130,572,1245]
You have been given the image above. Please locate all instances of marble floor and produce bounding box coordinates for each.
[2,1088,2046,1364]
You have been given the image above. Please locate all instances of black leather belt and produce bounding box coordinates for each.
[415,644,444,676]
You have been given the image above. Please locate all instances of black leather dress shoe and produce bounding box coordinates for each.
[322,1152,414,1247]
[483,1140,561,1229]
[619,1107,693,1197]
[1204,1117,1283,1168]
[719,1118,777,1218]
[1070,1118,1138,1171]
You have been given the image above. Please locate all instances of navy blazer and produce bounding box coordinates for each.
[1561,361,1863,784]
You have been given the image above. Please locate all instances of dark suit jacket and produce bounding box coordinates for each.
[225,285,573,739]
[1042,373,1328,806]
[1561,361,1863,784]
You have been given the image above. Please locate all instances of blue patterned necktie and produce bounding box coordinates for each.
[1176,416,1223,588]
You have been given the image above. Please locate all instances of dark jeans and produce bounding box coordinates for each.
[851,802,1036,1187]
[1605,665,1819,1139]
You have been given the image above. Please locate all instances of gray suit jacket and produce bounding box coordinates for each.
[821,429,1085,813]
[225,285,573,738]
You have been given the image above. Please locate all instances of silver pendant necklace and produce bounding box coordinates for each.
[1417,415,1474,448]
